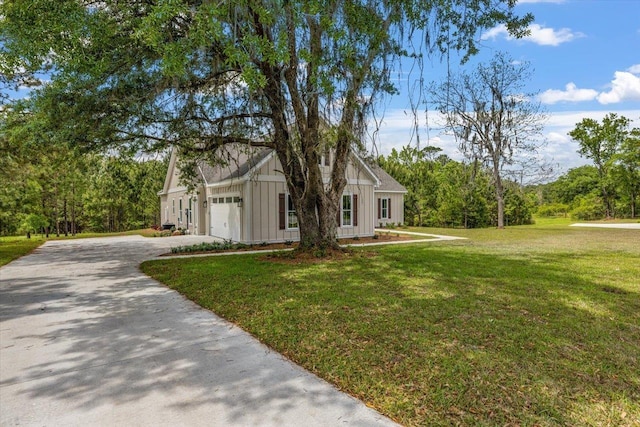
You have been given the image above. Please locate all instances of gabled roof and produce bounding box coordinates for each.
[160,144,406,193]
[198,145,273,184]
[369,163,408,193]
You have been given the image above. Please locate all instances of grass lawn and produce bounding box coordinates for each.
[142,219,640,426]
[0,236,46,267]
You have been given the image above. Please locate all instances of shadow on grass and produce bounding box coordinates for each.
[150,243,640,426]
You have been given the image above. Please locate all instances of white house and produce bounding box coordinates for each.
[158,145,406,243]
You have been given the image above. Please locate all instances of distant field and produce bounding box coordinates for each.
[143,219,640,426]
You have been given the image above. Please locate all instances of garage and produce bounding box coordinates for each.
[209,195,241,241]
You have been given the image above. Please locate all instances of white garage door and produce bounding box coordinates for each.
[209,195,241,241]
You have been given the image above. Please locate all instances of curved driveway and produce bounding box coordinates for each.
[0,235,398,427]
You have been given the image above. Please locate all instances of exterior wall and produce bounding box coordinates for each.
[159,153,204,234]
[249,179,296,243]
[163,189,200,234]
[162,150,402,242]
[242,154,376,243]
[336,183,375,239]
[374,192,405,227]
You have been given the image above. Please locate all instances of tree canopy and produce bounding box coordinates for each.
[568,113,639,218]
[1,0,533,247]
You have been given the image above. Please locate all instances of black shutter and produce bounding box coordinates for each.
[353,194,358,227]
[278,193,285,230]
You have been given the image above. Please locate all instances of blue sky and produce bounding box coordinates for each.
[375,0,640,174]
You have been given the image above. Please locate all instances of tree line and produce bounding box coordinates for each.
[1,106,167,236]
[529,113,639,221]
[377,146,533,228]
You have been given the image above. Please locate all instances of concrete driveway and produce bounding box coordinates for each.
[0,235,398,427]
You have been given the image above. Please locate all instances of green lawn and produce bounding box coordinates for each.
[0,236,46,267]
[142,220,640,426]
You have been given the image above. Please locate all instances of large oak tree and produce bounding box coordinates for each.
[1,0,532,249]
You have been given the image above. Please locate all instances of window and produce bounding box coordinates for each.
[172,199,175,214]
[378,197,391,220]
[317,147,330,167]
[278,193,298,230]
[179,199,183,223]
[188,198,193,224]
[342,194,352,227]
[287,195,298,229]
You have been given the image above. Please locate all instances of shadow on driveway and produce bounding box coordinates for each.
[0,236,397,426]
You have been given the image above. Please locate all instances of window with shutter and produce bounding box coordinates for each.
[286,195,298,229]
[342,194,352,227]
[380,198,390,219]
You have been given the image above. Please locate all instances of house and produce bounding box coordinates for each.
[158,145,406,243]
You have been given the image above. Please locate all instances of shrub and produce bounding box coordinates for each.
[570,194,605,220]
[536,203,570,217]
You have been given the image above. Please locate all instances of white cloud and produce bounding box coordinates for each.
[370,109,640,173]
[481,23,583,46]
[539,83,598,104]
[540,65,640,106]
[596,71,640,104]
[481,25,509,42]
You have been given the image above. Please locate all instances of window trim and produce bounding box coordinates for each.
[286,194,299,230]
[381,198,389,219]
[341,193,353,228]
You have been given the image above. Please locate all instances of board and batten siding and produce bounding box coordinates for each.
[374,192,405,227]
[242,153,376,243]
[246,182,376,243]
[336,183,375,239]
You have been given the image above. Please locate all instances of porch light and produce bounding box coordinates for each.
[237,198,243,208]
[203,199,207,208]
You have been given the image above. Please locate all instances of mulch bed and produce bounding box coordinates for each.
[160,232,412,260]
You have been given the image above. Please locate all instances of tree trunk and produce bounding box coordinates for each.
[64,199,68,236]
[493,163,505,229]
[54,185,60,237]
[71,185,76,236]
